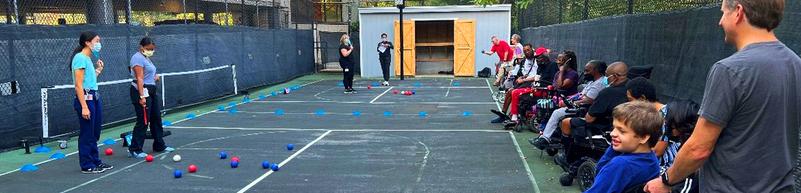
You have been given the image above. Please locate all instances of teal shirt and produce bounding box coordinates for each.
[71,53,98,90]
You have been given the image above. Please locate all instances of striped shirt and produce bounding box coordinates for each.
[658,105,681,173]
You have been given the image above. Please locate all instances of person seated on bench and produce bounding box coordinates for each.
[530,60,607,149]
[585,101,662,193]
[559,62,630,150]
[491,45,559,123]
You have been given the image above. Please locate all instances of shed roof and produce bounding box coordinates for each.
[359,4,511,14]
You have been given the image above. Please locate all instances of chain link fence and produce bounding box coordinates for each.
[0,0,317,151]
[518,0,722,29]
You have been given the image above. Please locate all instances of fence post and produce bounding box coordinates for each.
[627,0,634,14]
[583,0,589,20]
[558,0,563,24]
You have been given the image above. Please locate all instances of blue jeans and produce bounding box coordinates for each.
[73,90,103,170]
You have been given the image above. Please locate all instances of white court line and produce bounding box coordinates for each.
[0,79,325,178]
[351,86,487,89]
[510,132,540,193]
[237,130,333,193]
[211,111,492,116]
[445,80,453,97]
[370,86,393,103]
[166,126,508,133]
[486,79,502,111]
[253,100,496,105]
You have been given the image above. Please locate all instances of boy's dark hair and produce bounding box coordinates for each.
[626,77,658,102]
[666,100,700,142]
[724,0,785,31]
[140,37,155,47]
[613,101,664,147]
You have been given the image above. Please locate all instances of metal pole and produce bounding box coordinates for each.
[183,0,187,24]
[627,0,634,14]
[398,4,405,80]
[583,0,589,20]
[13,0,19,24]
[126,0,132,24]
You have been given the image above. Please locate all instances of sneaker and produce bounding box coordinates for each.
[383,81,389,86]
[157,147,175,153]
[530,137,551,150]
[350,89,358,94]
[503,120,518,127]
[81,167,104,174]
[128,150,147,159]
[344,90,352,94]
[490,116,506,124]
[97,163,114,171]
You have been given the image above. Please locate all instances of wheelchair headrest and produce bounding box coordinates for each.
[628,65,653,79]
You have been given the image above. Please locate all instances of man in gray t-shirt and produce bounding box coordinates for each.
[645,0,800,192]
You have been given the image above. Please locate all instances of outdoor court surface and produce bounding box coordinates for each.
[0,77,542,193]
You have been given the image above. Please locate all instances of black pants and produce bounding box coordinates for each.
[342,63,354,89]
[379,56,391,81]
[128,85,166,153]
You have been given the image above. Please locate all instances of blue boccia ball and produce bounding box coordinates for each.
[173,169,183,178]
[219,151,228,159]
[262,161,271,169]
[270,163,279,171]
[287,144,295,151]
[231,161,239,168]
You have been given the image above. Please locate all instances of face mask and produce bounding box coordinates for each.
[91,42,102,57]
[143,50,155,57]
[345,39,352,46]
[601,76,609,87]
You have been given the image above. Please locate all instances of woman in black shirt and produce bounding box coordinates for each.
[339,34,356,94]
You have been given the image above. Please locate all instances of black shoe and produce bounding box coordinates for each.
[350,89,358,94]
[530,137,550,150]
[344,89,353,94]
[503,120,518,127]
[97,163,114,171]
[81,167,104,174]
[490,109,512,120]
[490,116,506,124]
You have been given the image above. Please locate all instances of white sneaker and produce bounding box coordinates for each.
[383,81,389,86]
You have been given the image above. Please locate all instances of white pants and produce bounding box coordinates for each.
[543,107,569,139]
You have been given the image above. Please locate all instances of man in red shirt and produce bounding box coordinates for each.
[482,36,514,86]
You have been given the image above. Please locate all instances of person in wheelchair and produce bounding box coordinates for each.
[502,49,575,127]
[531,60,608,148]
[584,101,662,193]
[558,62,630,156]
[658,100,701,193]
[490,45,558,124]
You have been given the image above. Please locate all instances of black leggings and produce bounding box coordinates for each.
[342,63,354,89]
[379,56,391,81]
[128,85,166,153]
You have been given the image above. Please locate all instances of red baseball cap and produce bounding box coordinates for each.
[535,46,548,57]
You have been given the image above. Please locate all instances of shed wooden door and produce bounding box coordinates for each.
[394,20,415,76]
[453,19,476,77]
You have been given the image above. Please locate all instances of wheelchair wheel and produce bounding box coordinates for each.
[559,172,574,186]
[578,159,598,192]
[546,148,558,157]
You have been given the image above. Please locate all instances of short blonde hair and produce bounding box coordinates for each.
[511,34,521,42]
[340,34,350,45]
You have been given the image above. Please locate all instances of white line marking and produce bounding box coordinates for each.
[166,126,508,133]
[445,80,453,97]
[188,174,215,180]
[370,86,393,104]
[415,140,430,183]
[253,100,496,105]
[161,164,174,170]
[510,132,540,193]
[350,86,487,89]
[486,79,502,111]
[237,130,333,193]
[211,111,492,116]
[60,132,267,193]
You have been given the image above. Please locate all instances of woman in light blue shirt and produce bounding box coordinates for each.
[127,37,173,158]
[71,31,112,174]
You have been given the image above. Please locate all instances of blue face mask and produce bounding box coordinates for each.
[345,39,352,46]
[91,42,102,58]
[601,76,609,87]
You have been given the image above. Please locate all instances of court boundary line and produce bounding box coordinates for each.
[510,132,541,193]
[485,79,502,111]
[252,100,496,105]
[0,79,324,178]
[166,126,509,133]
[209,110,493,116]
[370,86,393,103]
[237,130,333,193]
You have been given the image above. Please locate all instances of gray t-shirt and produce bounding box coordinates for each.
[699,41,801,193]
